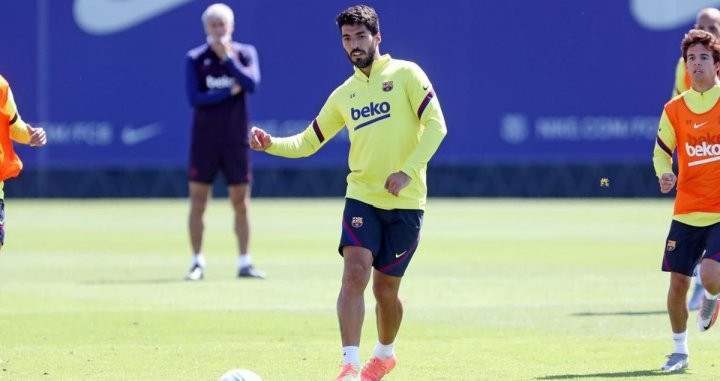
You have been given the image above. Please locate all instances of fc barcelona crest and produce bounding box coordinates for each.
[666,240,676,252]
[382,81,394,92]
[351,217,363,228]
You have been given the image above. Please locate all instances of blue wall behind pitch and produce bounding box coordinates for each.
[0,0,701,171]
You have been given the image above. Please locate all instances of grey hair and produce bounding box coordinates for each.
[202,3,234,25]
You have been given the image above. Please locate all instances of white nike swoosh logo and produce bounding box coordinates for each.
[694,121,709,129]
[73,0,193,35]
[122,123,163,145]
[630,0,720,30]
[395,251,407,258]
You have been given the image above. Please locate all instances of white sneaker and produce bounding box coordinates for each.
[184,264,204,281]
[660,353,688,371]
[238,265,266,279]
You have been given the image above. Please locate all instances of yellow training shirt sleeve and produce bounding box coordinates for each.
[653,110,675,177]
[3,88,30,144]
[399,63,447,181]
[266,91,345,158]
[673,57,688,98]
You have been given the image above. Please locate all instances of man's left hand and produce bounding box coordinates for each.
[384,171,411,196]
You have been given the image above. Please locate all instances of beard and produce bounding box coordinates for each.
[347,44,377,69]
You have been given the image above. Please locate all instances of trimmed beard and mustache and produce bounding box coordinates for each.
[347,44,377,69]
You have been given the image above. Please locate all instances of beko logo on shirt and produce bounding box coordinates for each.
[206,75,235,89]
[686,133,720,156]
[350,102,390,120]
[686,141,720,157]
[685,133,720,167]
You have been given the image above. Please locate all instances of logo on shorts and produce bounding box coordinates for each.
[667,240,676,252]
[382,81,393,92]
[395,251,407,258]
[351,217,363,228]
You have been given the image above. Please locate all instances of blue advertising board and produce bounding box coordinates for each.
[0,0,710,169]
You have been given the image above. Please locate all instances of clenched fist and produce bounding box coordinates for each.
[249,126,272,151]
[659,172,677,194]
[28,125,47,147]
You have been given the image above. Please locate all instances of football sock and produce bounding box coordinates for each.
[193,253,206,268]
[704,289,719,300]
[238,254,252,268]
[672,331,688,355]
[373,341,395,359]
[342,346,360,368]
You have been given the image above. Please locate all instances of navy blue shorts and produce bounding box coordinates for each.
[339,198,423,277]
[661,220,720,276]
[189,142,251,185]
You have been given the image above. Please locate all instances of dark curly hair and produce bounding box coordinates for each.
[682,29,720,63]
[336,5,379,35]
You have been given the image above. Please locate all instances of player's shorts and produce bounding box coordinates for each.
[189,142,251,185]
[338,198,423,277]
[0,199,5,246]
[661,219,720,276]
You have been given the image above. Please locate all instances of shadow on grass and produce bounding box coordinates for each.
[571,310,666,317]
[81,278,184,285]
[537,369,685,379]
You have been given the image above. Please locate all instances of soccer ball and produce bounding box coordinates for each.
[218,368,262,381]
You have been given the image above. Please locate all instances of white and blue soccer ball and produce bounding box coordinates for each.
[218,368,262,381]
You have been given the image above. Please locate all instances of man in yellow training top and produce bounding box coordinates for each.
[654,29,720,372]
[250,5,446,380]
[0,74,47,250]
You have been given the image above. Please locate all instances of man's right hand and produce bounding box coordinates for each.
[250,126,272,151]
[210,40,233,60]
[659,172,677,193]
[28,125,47,147]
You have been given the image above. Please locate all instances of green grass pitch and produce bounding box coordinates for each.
[1,198,718,380]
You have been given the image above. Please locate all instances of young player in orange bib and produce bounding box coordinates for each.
[654,29,720,372]
[0,74,47,249]
[669,8,720,310]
